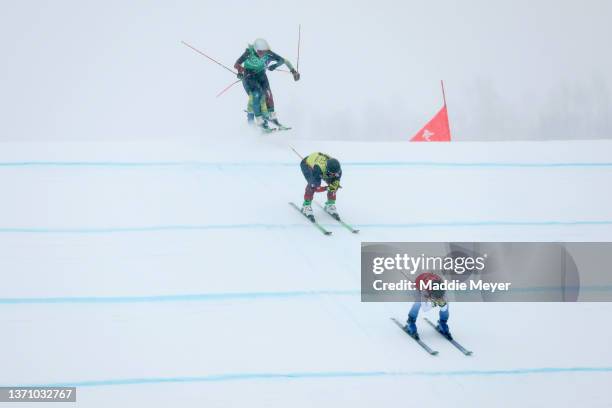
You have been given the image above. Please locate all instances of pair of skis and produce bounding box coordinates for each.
[391,317,472,356]
[263,124,291,133]
[289,202,359,235]
[244,111,292,133]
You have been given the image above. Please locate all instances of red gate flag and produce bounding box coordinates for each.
[410,105,451,142]
[410,80,452,142]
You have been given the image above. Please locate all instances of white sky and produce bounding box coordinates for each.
[0,0,610,141]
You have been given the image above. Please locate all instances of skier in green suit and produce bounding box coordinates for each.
[234,38,300,130]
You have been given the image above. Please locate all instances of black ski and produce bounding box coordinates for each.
[424,317,472,355]
[314,201,359,233]
[289,202,332,235]
[391,318,438,355]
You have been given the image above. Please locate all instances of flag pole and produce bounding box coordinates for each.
[441,80,452,140]
[440,79,447,106]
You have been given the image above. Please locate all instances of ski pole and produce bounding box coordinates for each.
[181,41,237,75]
[216,72,253,98]
[216,78,243,98]
[289,146,304,159]
[296,24,301,72]
[269,25,300,75]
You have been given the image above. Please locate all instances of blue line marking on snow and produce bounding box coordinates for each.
[2,285,611,306]
[0,290,360,305]
[357,220,612,228]
[0,224,306,234]
[347,161,612,169]
[9,366,612,388]
[1,160,612,169]
[0,219,611,234]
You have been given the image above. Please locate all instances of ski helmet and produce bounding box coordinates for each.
[254,38,270,52]
[326,158,341,178]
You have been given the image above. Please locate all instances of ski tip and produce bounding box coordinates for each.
[431,351,439,356]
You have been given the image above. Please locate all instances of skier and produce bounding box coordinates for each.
[405,272,452,340]
[234,38,300,130]
[300,152,342,221]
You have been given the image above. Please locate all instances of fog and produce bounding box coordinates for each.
[1,0,610,141]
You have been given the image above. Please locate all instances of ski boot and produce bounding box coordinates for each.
[324,200,340,220]
[268,111,282,128]
[405,316,419,340]
[255,115,271,132]
[267,111,291,130]
[436,319,452,340]
[302,201,315,222]
[247,111,254,124]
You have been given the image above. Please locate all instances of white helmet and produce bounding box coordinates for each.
[254,38,270,51]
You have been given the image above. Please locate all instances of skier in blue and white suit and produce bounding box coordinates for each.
[405,272,452,340]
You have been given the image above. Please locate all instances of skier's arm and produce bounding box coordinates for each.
[327,178,341,193]
[233,49,249,73]
[308,165,323,189]
[267,51,300,81]
[267,51,293,70]
[324,169,342,193]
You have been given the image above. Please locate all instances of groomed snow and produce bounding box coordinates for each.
[1,137,611,407]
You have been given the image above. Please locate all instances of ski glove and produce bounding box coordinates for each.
[328,180,341,193]
[291,69,300,81]
[236,66,245,79]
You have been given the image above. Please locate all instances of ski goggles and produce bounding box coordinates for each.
[326,171,341,179]
[431,298,447,307]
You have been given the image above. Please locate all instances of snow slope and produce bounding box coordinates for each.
[1,135,612,407]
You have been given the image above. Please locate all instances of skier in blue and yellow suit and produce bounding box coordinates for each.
[234,38,300,130]
[300,152,342,221]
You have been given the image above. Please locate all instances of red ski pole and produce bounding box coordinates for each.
[216,78,243,98]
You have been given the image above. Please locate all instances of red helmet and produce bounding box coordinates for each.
[415,272,445,300]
